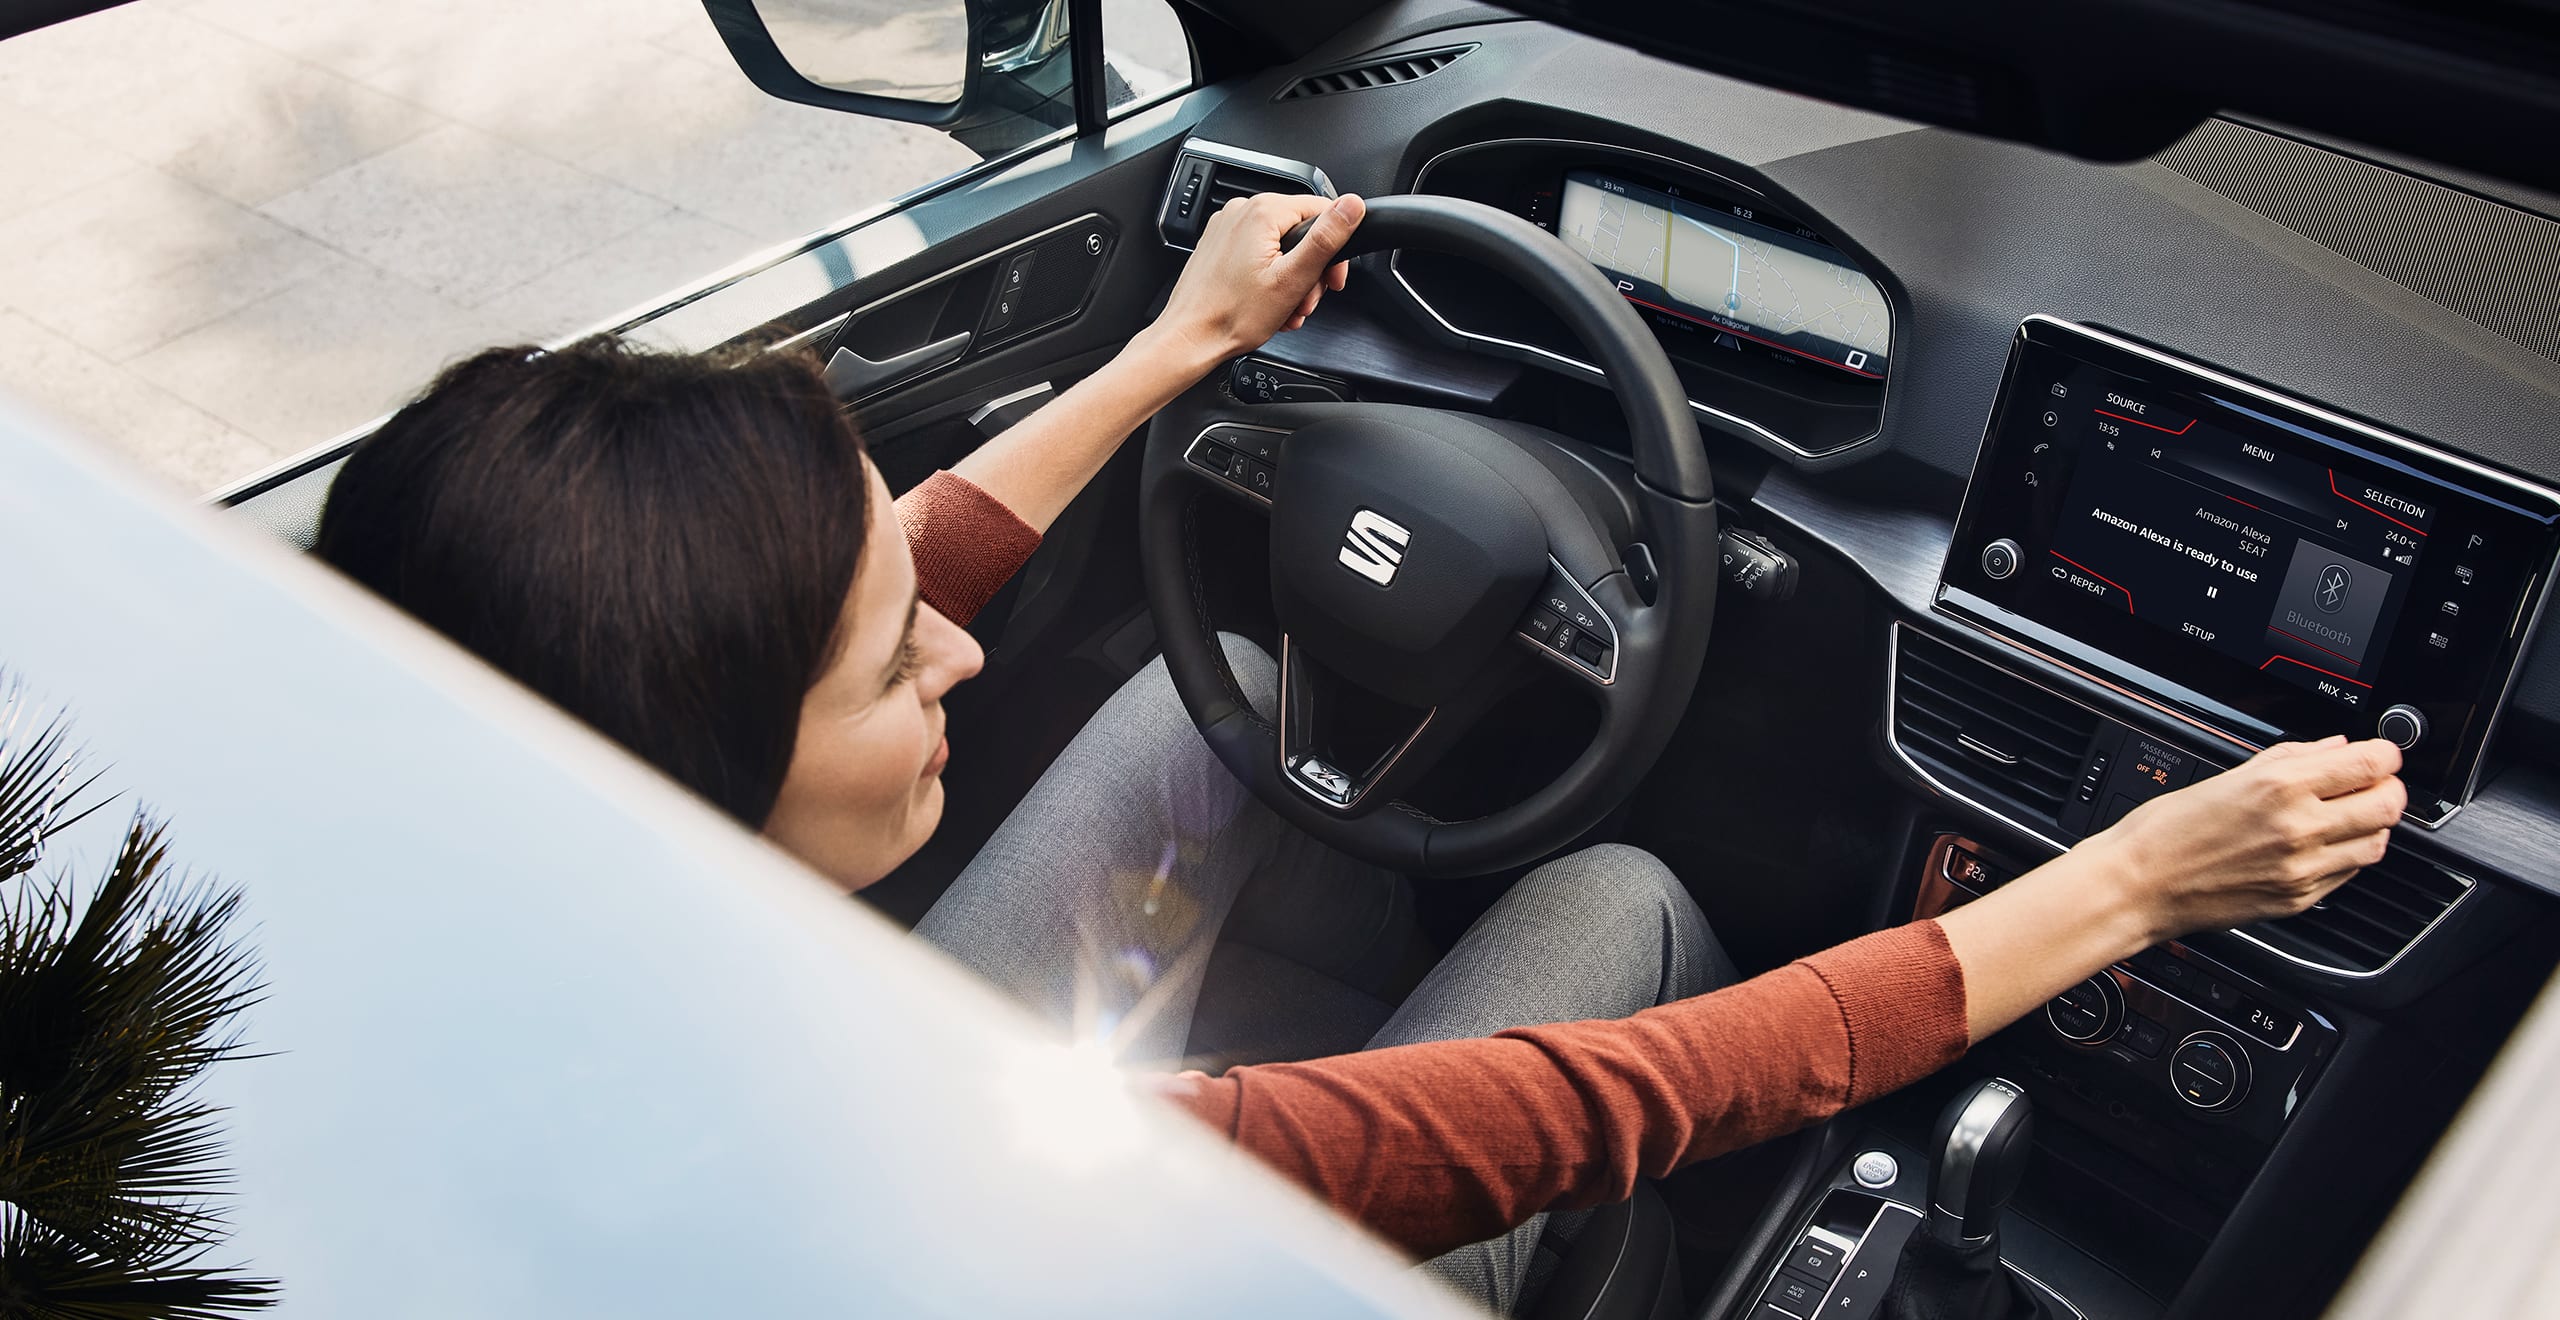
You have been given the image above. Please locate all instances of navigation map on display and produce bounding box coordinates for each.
[1557,169,1890,376]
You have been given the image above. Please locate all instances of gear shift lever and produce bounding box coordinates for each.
[1882,1077,2045,1320]
[1925,1076,2034,1248]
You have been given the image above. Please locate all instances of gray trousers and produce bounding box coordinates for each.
[916,639,1731,1314]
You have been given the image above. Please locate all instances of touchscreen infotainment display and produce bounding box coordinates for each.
[1554,169,1889,378]
[1942,317,2560,824]
[2044,384,2432,711]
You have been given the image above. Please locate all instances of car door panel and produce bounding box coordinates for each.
[220,95,1211,537]
[815,211,1121,405]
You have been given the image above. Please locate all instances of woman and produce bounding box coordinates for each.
[315,192,2406,1312]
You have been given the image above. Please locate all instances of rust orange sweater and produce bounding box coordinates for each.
[896,468,1975,1260]
[895,470,1044,625]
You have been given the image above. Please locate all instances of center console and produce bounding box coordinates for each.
[1940,317,2560,826]
[1916,836,2340,1200]
[1838,316,2560,1318]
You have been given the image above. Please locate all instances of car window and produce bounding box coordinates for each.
[0,0,980,497]
[1106,0,1194,111]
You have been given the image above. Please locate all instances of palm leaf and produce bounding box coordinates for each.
[0,1209,272,1319]
[0,682,275,1313]
[0,681,114,888]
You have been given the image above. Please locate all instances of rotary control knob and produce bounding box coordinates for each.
[2170,1031,2252,1111]
[2045,974,2123,1044]
[2378,703,2428,750]
[1981,537,2022,580]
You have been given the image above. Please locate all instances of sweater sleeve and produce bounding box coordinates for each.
[1149,920,1970,1259]
[893,471,1042,626]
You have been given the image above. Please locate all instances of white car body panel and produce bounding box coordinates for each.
[0,400,1479,1320]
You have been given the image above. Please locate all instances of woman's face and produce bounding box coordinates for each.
[764,459,985,890]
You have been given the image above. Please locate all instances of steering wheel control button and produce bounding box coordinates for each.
[1852,1150,1899,1189]
[1185,425,1293,506]
[2171,1032,2250,1110]
[1515,562,1618,683]
[1208,425,1283,461]
[2378,703,2428,749]
[2046,974,2123,1044]
[1981,537,2022,580]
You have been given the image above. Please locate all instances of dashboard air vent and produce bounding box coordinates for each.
[1275,45,1475,101]
[1893,631,2102,829]
[1159,141,1331,250]
[2246,851,2470,975]
[1202,164,1300,213]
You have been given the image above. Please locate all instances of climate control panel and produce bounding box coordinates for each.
[1916,834,2340,1146]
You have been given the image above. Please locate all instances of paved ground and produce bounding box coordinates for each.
[0,0,998,494]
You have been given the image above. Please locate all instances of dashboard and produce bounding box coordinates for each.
[1373,126,2560,832]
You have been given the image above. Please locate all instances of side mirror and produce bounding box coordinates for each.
[702,0,1079,155]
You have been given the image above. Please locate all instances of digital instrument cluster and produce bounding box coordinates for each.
[1396,140,1892,459]
[1942,317,2560,825]
[1553,169,1889,379]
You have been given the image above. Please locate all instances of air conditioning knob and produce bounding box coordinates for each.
[2170,1030,2251,1111]
[2045,973,2123,1045]
[2378,703,2427,750]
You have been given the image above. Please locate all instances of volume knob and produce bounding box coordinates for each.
[2377,704,2427,750]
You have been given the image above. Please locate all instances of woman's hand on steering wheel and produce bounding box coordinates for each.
[1147,192,1367,370]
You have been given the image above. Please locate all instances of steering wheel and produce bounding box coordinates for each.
[1139,195,1718,876]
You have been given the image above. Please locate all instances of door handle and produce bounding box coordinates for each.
[824,331,972,399]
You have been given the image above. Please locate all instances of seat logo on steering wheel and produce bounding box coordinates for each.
[1338,508,1412,586]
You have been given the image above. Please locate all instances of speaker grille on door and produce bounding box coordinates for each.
[1893,631,2103,831]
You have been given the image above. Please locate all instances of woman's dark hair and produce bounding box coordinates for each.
[315,337,868,827]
